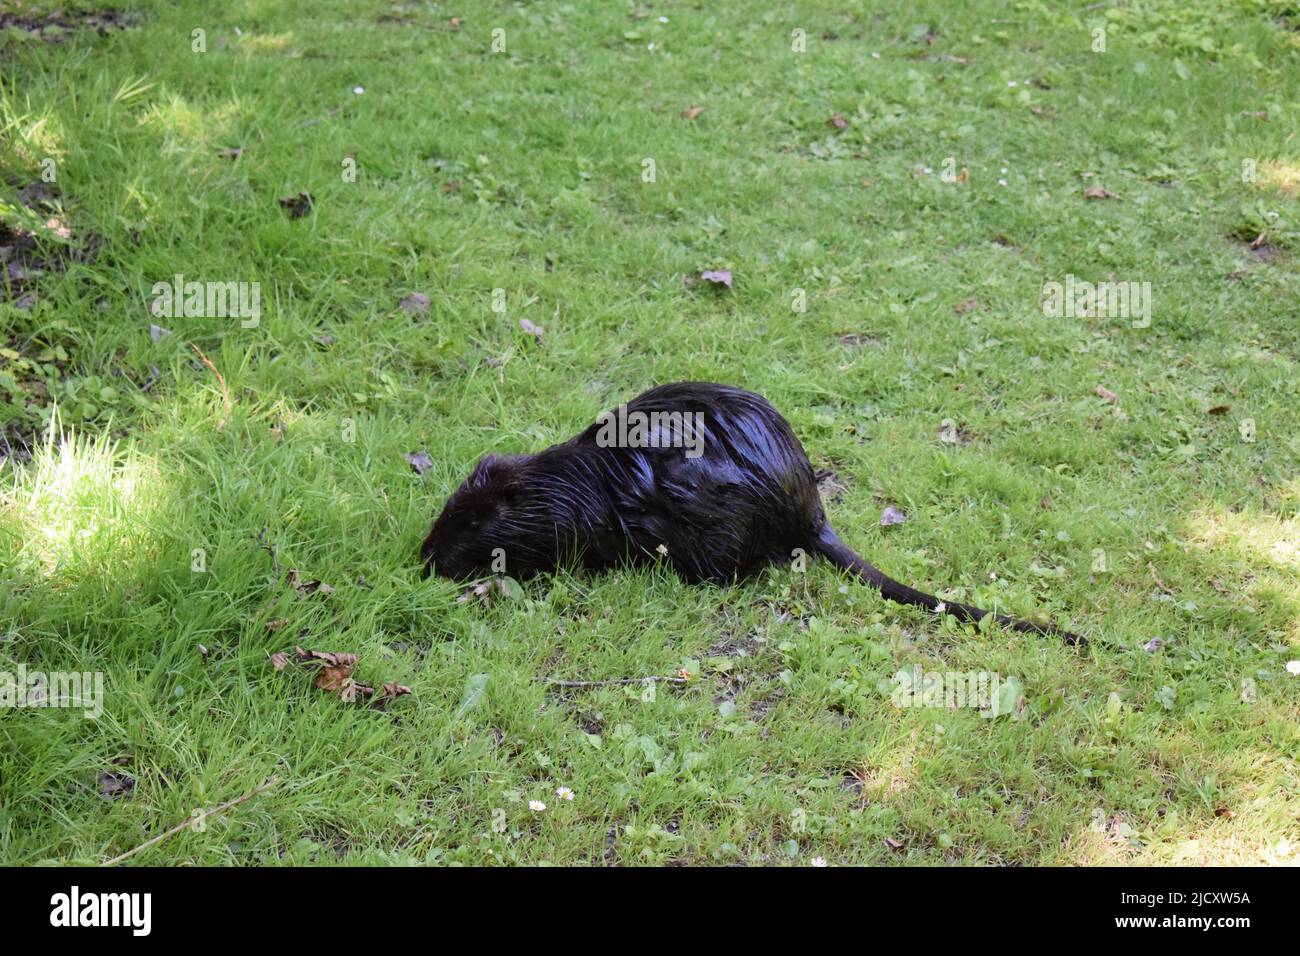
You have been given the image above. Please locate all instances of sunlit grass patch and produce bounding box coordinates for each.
[0,416,172,582]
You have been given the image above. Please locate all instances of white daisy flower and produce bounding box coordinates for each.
[529,800,547,812]
[556,787,574,801]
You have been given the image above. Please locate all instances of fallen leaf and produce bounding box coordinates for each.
[270,652,289,671]
[373,682,413,709]
[455,673,490,718]
[1206,405,1231,415]
[1095,385,1118,403]
[340,679,372,703]
[294,647,360,692]
[699,269,732,288]
[217,147,243,160]
[937,418,962,444]
[955,298,978,315]
[399,291,430,315]
[1083,186,1118,200]
[286,569,334,597]
[1143,637,1164,653]
[520,317,544,342]
[405,449,434,475]
[450,16,462,29]
[884,837,904,851]
[880,505,908,527]
[827,113,848,129]
[278,192,315,219]
[681,105,704,120]
[497,576,525,600]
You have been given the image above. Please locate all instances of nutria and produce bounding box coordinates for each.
[421,382,1081,644]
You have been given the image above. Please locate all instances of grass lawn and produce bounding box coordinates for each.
[1,0,1298,866]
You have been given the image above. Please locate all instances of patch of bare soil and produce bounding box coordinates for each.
[0,9,136,40]
[1,180,100,308]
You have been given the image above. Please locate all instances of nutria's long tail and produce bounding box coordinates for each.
[815,527,1084,646]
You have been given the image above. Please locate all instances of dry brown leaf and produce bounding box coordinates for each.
[278,192,315,219]
[373,682,413,709]
[340,679,372,703]
[681,105,704,120]
[827,113,848,129]
[1095,385,1118,403]
[1083,186,1118,200]
[270,652,289,672]
[955,298,978,315]
[293,647,360,692]
[1206,404,1231,415]
[286,569,334,597]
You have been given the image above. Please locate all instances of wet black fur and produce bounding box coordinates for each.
[421,382,1081,643]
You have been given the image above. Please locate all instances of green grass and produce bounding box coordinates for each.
[1,0,1298,865]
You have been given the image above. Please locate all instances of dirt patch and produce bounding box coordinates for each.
[815,468,848,505]
[748,685,785,720]
[0,9,137,40]
[838,332,882,350]
[708,629,763,660]
[1,180,101,308]
[0,422,41,468]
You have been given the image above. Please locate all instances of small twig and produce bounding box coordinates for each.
[190,343,232,425]
[1148,561,1175,595]
[256,527,282,578]
[100,776,277,867]
[539,675,687,689]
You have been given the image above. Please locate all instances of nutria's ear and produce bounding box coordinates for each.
[467,455,503,489]
[467,453,524,490]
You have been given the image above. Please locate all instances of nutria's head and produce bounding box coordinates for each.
[420,454,533,579]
